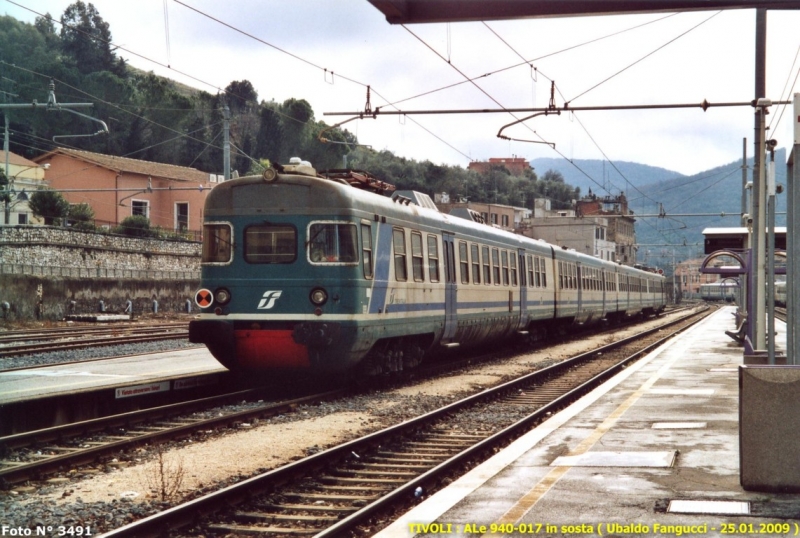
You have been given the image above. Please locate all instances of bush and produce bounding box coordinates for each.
[115,215,157,237]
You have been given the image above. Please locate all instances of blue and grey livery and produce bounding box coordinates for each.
[189,161,666,376]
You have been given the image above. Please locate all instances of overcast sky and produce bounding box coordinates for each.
[4,1,800,180]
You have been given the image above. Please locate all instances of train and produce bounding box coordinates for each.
[699,281,740,303]
[775,280,786,307]
[188,159,667,376]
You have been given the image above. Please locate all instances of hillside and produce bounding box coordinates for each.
[629,149,787,267]
[530,157,685,196]
[530,152,788,268]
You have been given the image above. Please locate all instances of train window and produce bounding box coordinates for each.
[518,254,525,287]
[492,248,501,285]
[527,255,533,287]
[393,228,408,281]
[501,251,509,286]
[571,264,577,289]
[471,244,481,284]
[459,241,469,284]
[427,235,440,282]
[511,253,518,286]
[308,223,357,264]
[361,224,373,279]
[482,246,491,284]
[245,224,297,264]
[541,257,547,288]
[202,223,233,264]
[411,231,425,282]
[557,261,563,289]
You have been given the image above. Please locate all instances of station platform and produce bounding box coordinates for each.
[0,348,228,434]
[0,348,226,405]
[376,306,800,537]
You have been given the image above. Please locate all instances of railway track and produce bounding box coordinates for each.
[0,307,697,484]
[0,387,346,486]
[0,323,190,358]
[96,306,710,537]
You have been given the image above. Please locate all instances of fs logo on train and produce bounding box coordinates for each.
[257,290,283,309]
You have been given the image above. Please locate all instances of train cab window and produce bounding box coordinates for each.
[492,248,501,285]
[482,246,491,284]
[245,224,297,264]
[308,222,357,264]
[427,235,440,282]
[202,223,233,264]
[411,231,425,282]
[459,241,469,284]
[393,228,408,281]
[471,244,481,284]
[510,253,518,286]
[501,251,509,286]
[361,224,373,279]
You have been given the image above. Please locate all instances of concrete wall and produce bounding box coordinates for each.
[0,225,201,322]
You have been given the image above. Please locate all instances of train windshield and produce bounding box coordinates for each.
[244,224,297,264]
[202,223,233,264]
[308,222,358,263]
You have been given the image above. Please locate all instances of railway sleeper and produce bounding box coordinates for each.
[319,475,406,485]
[235,511,342,524]
[282,492,379,501]
[207,524,319,535]
[333,468,418,478]
[357,463,430,470]
[260,502,356,513]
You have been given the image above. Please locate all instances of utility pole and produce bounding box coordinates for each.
[2,81,99,224]
[222,97,231,181]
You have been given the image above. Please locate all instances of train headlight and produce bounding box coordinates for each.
[310,288,328,306]
[263,167,278,182]
[214,288,232,305]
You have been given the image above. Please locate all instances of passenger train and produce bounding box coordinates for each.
[189,160,667,376]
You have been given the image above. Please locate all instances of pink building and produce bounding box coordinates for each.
[36,148,219,234]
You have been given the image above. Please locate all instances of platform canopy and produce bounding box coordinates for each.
[367,0,800,24]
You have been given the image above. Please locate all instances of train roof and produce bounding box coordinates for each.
[207,168,663,279]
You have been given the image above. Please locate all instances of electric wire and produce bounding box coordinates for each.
[567,11,722,105]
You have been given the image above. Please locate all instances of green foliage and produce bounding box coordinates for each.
[115,215,156,237]
[0,3,584,217]
[66,202,95,230]
[29,189,70,225]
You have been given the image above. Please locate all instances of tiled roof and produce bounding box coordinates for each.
[0,150,40,168]
[38,148,213,183]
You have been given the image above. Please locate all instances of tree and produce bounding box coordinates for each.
[29,189,70,225]
[60,1,124,75]
[542,169,565,183]
[67,202,95,230]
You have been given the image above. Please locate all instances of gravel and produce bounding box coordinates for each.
[0,309,698,536]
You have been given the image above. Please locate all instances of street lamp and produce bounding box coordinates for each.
[2,163,48,224]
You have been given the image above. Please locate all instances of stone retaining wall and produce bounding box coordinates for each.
[0,225,202,322]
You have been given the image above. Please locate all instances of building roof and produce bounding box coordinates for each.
[36,148,212,183]
[1,150,39,168]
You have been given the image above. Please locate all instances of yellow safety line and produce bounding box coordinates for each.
[482,341,685,537]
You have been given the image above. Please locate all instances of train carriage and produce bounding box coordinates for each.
[189,161,666,376]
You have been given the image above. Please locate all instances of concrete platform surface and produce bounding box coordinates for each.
[0,348,226,404]
[376,306,800,537]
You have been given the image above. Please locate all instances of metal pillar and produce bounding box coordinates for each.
[788,93,800,364]
[748,9,767,353]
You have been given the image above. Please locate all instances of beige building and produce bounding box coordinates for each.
[1,151,48,225]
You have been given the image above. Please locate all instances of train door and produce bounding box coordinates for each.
[576,263,583,319]
[518,249,528,328]
[442,233,458,342]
